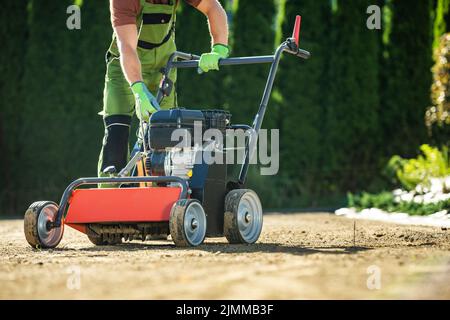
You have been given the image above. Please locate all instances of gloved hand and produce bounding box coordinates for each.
[131,81,160,121]
[198,44,230,73]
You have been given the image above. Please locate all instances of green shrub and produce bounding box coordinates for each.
[433,0,450,50]
[347,191,450,216]
[426,33,450,144]
[348,191,395,211]
[385,144,450,190]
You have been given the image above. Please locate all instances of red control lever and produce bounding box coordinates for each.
[292,15,302,46]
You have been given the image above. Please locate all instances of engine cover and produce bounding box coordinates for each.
[149,108,205,151]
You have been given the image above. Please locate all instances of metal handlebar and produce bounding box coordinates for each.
[291,48,311,60]
[171,55,275,69]
[169,47,310,70]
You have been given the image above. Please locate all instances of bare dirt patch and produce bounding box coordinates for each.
[1,213,449,299]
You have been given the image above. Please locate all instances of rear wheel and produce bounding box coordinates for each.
[24,201,64,249]
[224,189,263,244]
[169,199,206,247]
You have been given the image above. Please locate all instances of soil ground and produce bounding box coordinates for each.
[1,213,450,299]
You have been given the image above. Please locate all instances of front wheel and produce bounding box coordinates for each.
[224,189,263,244]
[24,201,64,249]
[169,199,207,247]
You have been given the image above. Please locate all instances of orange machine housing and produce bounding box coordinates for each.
[64,187,181,234]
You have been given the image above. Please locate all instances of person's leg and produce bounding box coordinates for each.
[98,57,135,187]
[144,68,177,110]
[97,41,177,187]
[143,40,177,110]
[97,115,132,176]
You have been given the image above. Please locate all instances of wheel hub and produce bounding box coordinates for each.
[236,192,263,243]
[37,203,64,248]
[191,218,198,229]
[183,202,206,246]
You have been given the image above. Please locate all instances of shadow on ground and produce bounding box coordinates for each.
[47,241,372,257]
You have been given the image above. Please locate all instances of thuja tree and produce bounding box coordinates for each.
[381,0,433,158]
[276,0,332,206]
[324,0,382,195]
[0,0,29,214]
[176,0,228,108]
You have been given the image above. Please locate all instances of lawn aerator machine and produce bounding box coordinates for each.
[24,16,310,248]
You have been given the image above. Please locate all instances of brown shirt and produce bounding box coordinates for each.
[111,0,202,27]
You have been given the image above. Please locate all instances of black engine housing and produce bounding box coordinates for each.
[146,108,232,236]
[149,108,205,150]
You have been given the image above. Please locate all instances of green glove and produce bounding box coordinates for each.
[131,81,160,122]
[198,44,230,73]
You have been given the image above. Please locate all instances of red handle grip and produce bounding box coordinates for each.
[292,15,302,46]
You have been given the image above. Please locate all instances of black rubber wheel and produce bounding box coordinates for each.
[224,189,263,244]
[86,226,122,246]
[169,199,206,247]
[24,201,64,249]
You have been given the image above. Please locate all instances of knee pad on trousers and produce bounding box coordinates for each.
[100,115,132,173]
